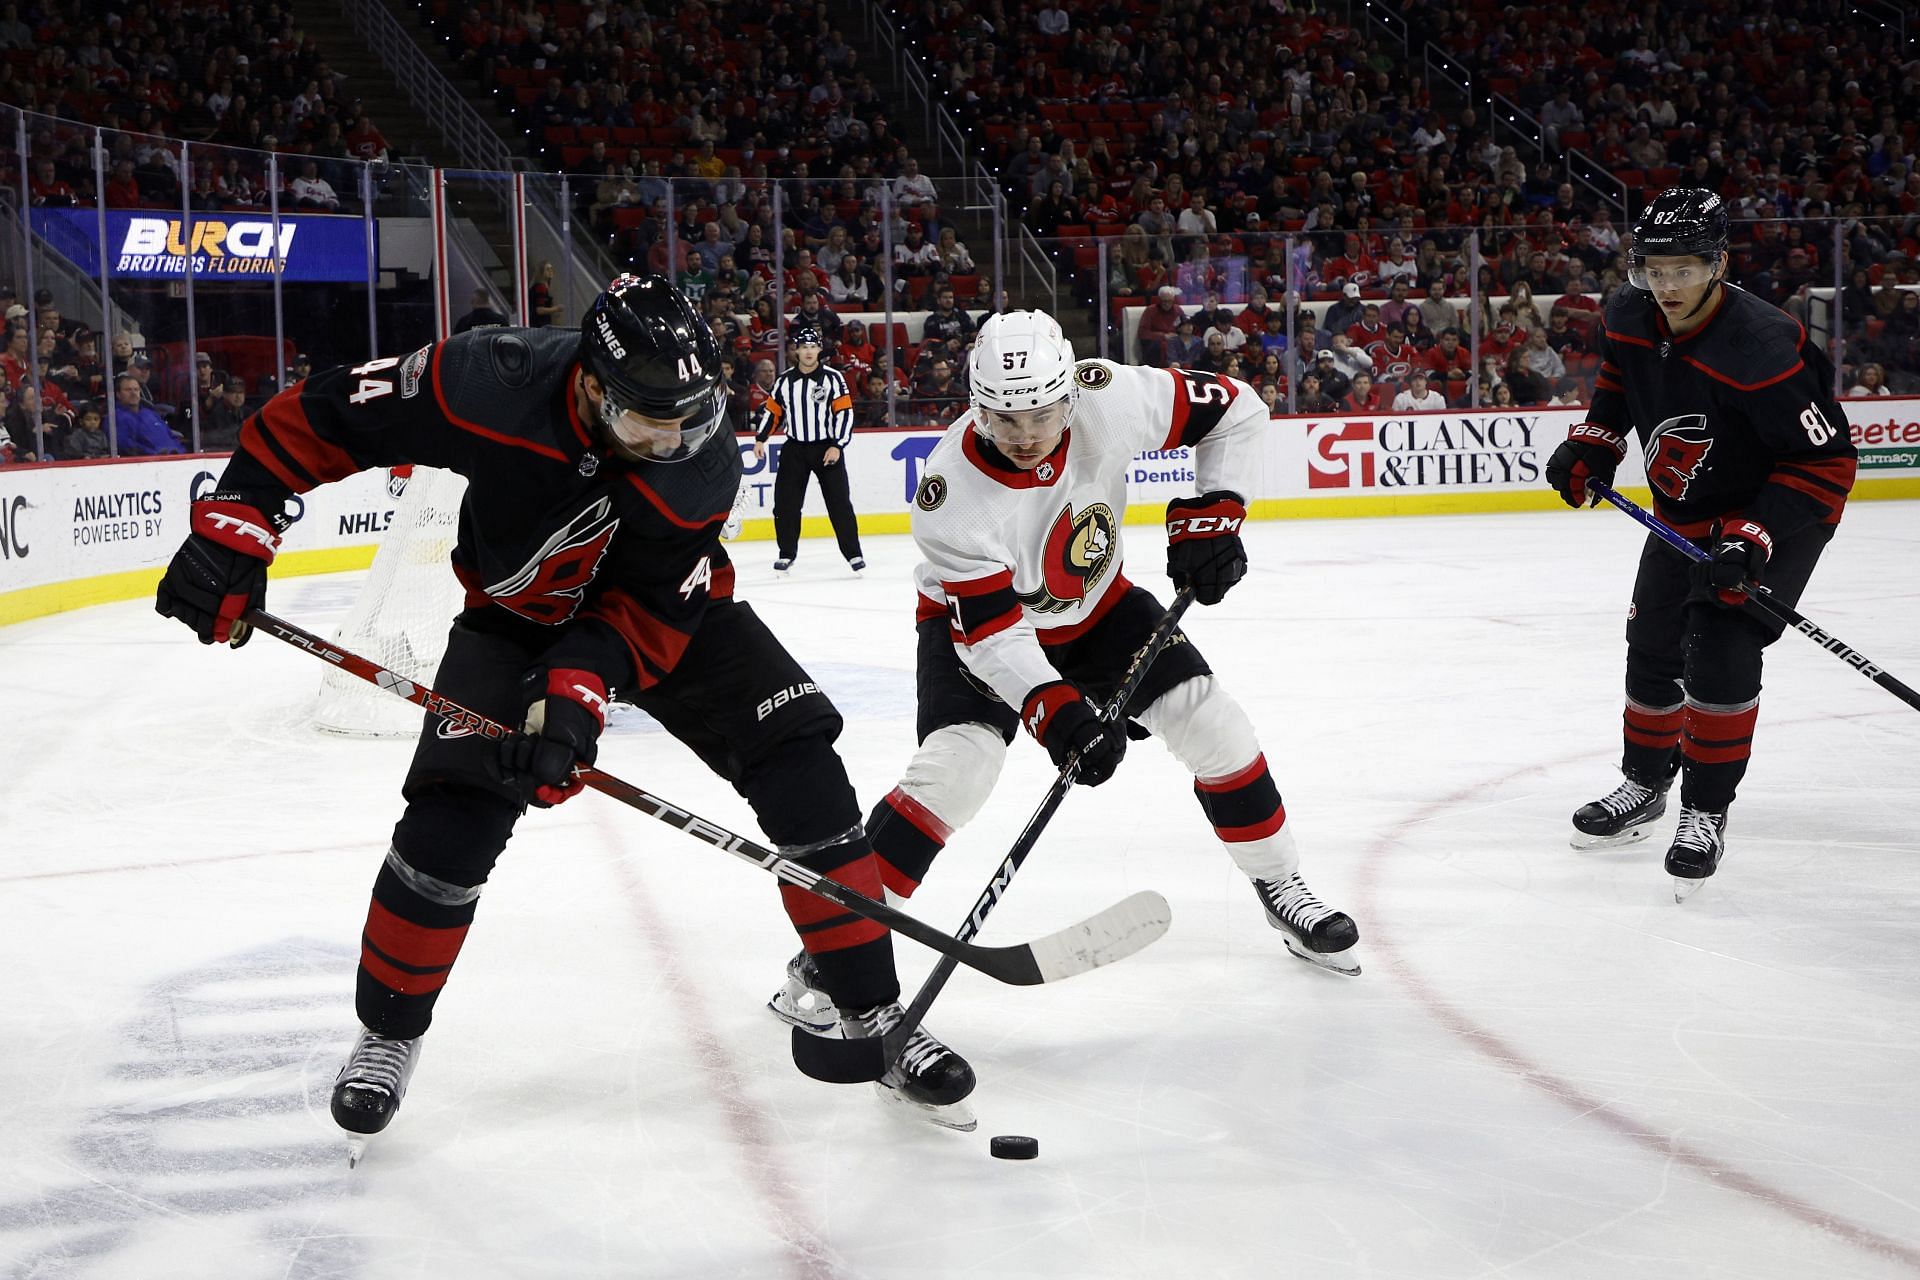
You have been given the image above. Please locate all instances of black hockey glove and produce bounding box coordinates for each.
[498,666,610,807]
[1022,681,1125,786]
[154,494,285,646]
[1694,518,1772,608]
[1165,492,1248,606]
[1545,423,1627,508]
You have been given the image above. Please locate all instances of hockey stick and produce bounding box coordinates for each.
[792,587,1197,1084]
[243,608,1173,988]
[1589,481,1920,713]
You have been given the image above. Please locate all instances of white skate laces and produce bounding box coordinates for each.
[1672,806,1722,855]
[1594,778,1657,818]
[341,1032,415,1097]
[1263,872,1337,930]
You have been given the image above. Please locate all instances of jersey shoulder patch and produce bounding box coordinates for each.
[435,328,582,428]
[1696,285,1806,384]
[1073,359,1119,391]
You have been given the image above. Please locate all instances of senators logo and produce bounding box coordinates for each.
[485,496,620,624]
[1645,413,1714,501]
[1018,502,1117,614]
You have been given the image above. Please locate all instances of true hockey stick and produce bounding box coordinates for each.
[1590,480,1920,713]
[792,588,1196,1084]
[243,608,1173,988]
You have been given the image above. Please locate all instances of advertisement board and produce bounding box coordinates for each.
[5,398,1915,625]
[30,209,372,282]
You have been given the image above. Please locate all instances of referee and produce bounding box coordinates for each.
[754,325,865,575]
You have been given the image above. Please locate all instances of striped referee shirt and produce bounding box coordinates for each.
[753,363,854,447]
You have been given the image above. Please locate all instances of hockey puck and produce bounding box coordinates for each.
[989,1135,1039,1160]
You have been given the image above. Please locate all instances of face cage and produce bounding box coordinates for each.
[1627,249,1725,292]
[599,386,724,464]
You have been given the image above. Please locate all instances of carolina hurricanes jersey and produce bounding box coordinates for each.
[1587,283,1855,539]
[910,359,1264,710]
[219,326,740,692]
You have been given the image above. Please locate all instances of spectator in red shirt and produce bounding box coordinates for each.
[345,115,390,162]
[1341,372,1384,413]
[28,158,76,207]
[104,157,142,208]
[1421,326,1471,398]
[1136,285,1187,367]
[1346,303,1385,350]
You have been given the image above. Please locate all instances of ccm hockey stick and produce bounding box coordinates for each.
[792,588,1196,1084]
[1590,481,1920,713]
[244,608,1173,988]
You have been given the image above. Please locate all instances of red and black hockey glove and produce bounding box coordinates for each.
[499,667,609,807]
[1695,518,1772,607]
[154,494,284,646]
[1545,423,1627,508]
[1022,680,1125,786]
[1165,491,1249,606]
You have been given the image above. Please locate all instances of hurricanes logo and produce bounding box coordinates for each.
[1645,413,1714,501]
[1074,362,1112,391]
[916,473,947,511]
[1018,502,1117,614]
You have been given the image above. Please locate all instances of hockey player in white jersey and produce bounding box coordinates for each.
[772,311,1360,1093]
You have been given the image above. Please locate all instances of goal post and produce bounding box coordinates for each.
[312,465,469,737]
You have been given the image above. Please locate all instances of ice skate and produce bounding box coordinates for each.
[773,558,792,574]
[1254,872,1361,976]
[766,949,839,1034]
[331,1027,422,1166]
[1570,771,1673,849]
[844,1002,977,1131]
[1665,806,1727,902]
[848,556,866,576]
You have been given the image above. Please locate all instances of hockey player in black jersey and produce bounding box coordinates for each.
[154,274,974,1154]
[1544,188,1856,897]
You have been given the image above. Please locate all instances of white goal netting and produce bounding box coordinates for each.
[312,466,470,737]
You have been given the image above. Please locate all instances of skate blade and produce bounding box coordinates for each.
[1569,822,1659,850]
[1282,932,1362,977]
[873,1081,978,1132]
[345,1136,369,1168]
[1672,875,1709,903]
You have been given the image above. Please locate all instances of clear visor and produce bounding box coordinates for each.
[1628,251,1722,292]
[603,392,722,463]
[975,397,1073,461]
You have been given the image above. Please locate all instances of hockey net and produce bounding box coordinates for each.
[312,465,470,737]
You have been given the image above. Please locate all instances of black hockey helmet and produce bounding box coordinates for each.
[1628,187,1729,289]
[578,273,723,419]
[788,324,823,348]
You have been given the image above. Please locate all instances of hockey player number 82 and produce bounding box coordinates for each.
[1799,405,1836,447]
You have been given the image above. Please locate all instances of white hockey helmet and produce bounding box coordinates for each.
[969,310,1078,416]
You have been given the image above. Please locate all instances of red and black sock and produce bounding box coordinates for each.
[355,856,479,1041]
[1680,699,1759,812]
[1193,754,1287,844]
[776,831,897,1010]
[1621,698,1683,787]
[865,787,951,900]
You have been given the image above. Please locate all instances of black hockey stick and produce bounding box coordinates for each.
[244,608,1173,988]
[792,587,1197,1084]
[1590,481,1920,713]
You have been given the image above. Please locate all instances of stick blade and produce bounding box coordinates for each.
[1020,890,1173,982]
[792,1025,887,1083]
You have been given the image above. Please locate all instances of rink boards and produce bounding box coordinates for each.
[4,397,1918,626]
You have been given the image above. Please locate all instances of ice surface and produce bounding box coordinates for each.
[3,505,1917,1279]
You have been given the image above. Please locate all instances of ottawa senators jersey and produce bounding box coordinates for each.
[218,326,740,692]
[1588,283,1855,539]
[909,359,1265,710]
